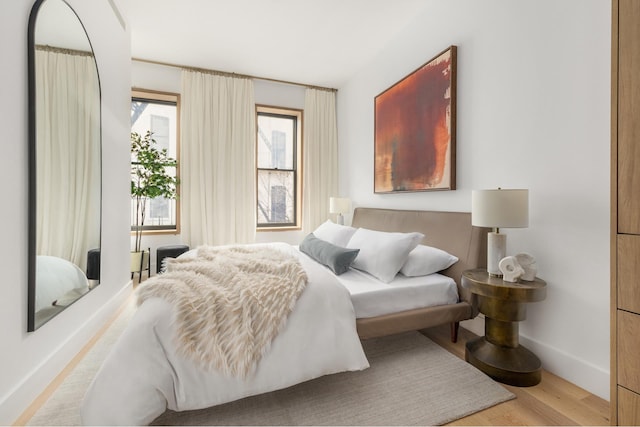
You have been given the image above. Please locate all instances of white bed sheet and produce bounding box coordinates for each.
[81,243,369,426]
[337,268,459,318]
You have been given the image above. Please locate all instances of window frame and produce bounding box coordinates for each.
[255,105,303,231]
[131,88,181,235]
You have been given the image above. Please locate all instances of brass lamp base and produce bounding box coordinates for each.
[465,337,542,387]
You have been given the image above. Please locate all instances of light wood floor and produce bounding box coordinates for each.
[17,286,609,426]
[421,324,610,426]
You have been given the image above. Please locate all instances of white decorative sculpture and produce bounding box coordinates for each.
[515,253,537,281]
[499,256,525,282]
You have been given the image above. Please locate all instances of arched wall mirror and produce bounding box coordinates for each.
[27,0,102,331]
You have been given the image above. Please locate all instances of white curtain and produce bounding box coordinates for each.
[302,88,339,233]
[35,48,101,271]
[181,70,256,246]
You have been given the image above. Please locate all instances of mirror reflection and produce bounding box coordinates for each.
[28,0,101,331]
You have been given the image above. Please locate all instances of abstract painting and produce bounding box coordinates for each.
[374,46,456,193]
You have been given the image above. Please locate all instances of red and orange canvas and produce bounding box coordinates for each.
[374,46,456,193]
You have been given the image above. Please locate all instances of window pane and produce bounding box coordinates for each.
[131,100,177,158]
[257,170,295,225]
[257,114,295,169]
[150,114,170,151]
[131,193,177,228]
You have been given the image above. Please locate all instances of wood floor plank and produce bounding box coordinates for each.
[421,324,610,426]
[13,296,132,426]
[524,371,610,425]
[19,306,608,426]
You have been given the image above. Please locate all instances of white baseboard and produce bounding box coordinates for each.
[460,315,609,401]
[519,333,610,401]
[1,282,132,425]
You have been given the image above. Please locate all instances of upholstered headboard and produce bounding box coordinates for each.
[351,207,488,303]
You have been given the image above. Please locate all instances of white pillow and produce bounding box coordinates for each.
[400,245,459,277]
[312,220,357,247]
[346,228,424,283]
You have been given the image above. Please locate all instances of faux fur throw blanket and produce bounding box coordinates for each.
[136,245,308,378]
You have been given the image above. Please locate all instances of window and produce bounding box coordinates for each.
[256,105,302,229]
[131,89,180,233]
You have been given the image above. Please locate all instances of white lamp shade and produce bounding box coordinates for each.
[329,197,351,214]
[471,189,529,228]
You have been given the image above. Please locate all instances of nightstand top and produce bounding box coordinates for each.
[462,268,547,303]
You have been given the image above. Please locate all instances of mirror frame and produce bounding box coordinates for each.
[27,0,102,332]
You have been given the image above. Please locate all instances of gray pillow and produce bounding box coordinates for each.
[299,233,360,275]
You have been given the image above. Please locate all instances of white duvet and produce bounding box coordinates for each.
[80,243,369,425]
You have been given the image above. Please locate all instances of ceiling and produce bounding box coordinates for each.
[117,0,430,89]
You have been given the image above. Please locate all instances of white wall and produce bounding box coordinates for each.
[0,0,131,423]
[337,0,611,399]
[131,60,307,269]
[133,1,611,399]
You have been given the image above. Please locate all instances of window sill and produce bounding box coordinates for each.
[257,226,301,232]
[130,229,180,236]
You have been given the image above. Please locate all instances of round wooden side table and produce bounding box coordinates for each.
[462,268,547,386]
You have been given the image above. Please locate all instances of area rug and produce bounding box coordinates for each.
[28,300,514,426]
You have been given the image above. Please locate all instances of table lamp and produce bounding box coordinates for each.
[329,197,351,225]
[471,189,529,277]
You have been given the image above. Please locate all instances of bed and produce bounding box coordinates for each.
[349,207,488,340]
[80,208,487,425]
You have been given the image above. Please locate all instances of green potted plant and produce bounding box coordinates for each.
[130,130,178,276]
